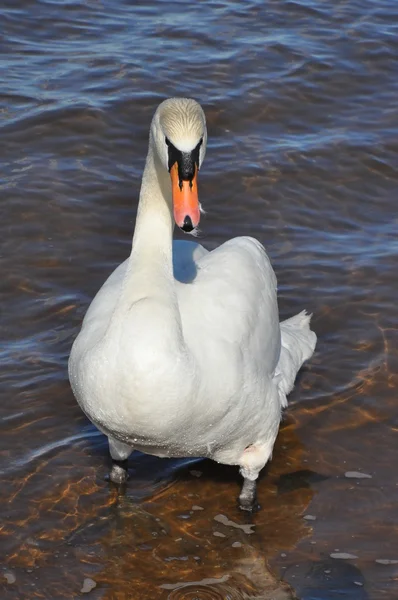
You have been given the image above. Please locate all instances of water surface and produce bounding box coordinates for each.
[1,0,398,598]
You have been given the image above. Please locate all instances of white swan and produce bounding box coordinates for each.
[68,98,316,510]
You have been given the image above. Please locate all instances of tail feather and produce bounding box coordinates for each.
[274,310,317,408]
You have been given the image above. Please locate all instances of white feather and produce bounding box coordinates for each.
[68,98,316,481]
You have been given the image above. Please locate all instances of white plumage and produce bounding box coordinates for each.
[69,98,316,509]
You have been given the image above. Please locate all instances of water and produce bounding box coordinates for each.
[1,0,397,598]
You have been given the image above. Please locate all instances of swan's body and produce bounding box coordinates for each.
[69,98,316,508]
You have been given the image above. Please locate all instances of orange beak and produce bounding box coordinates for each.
[170,162,200,231]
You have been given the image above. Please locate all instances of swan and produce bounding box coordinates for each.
[68,98,316,510]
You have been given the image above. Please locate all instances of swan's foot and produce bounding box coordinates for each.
[239,477,258,512]
[109,459,129,484]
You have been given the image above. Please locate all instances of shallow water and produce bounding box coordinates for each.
[1,0,398,598]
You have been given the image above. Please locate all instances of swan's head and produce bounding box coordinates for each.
[150,98,207,233]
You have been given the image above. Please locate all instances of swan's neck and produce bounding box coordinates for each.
[116,142,177,312]
[132,144,174,268]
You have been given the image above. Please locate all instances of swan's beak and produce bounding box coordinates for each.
[170,162,200,233]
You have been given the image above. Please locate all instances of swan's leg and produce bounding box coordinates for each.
[108,437,133,484]
[238,440,276,511]
[239,474,258,511]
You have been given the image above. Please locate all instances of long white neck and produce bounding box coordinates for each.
[110,139,181,329]
[130,142,174,293]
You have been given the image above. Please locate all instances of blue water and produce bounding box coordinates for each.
[1,1,397,598]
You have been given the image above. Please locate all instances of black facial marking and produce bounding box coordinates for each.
[166,137,203,185]
[190,137,202,174]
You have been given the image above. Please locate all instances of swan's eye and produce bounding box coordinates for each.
[198,137,203,147]
[165,136,170,146]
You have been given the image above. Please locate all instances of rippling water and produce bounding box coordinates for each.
[1,0,397,598]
